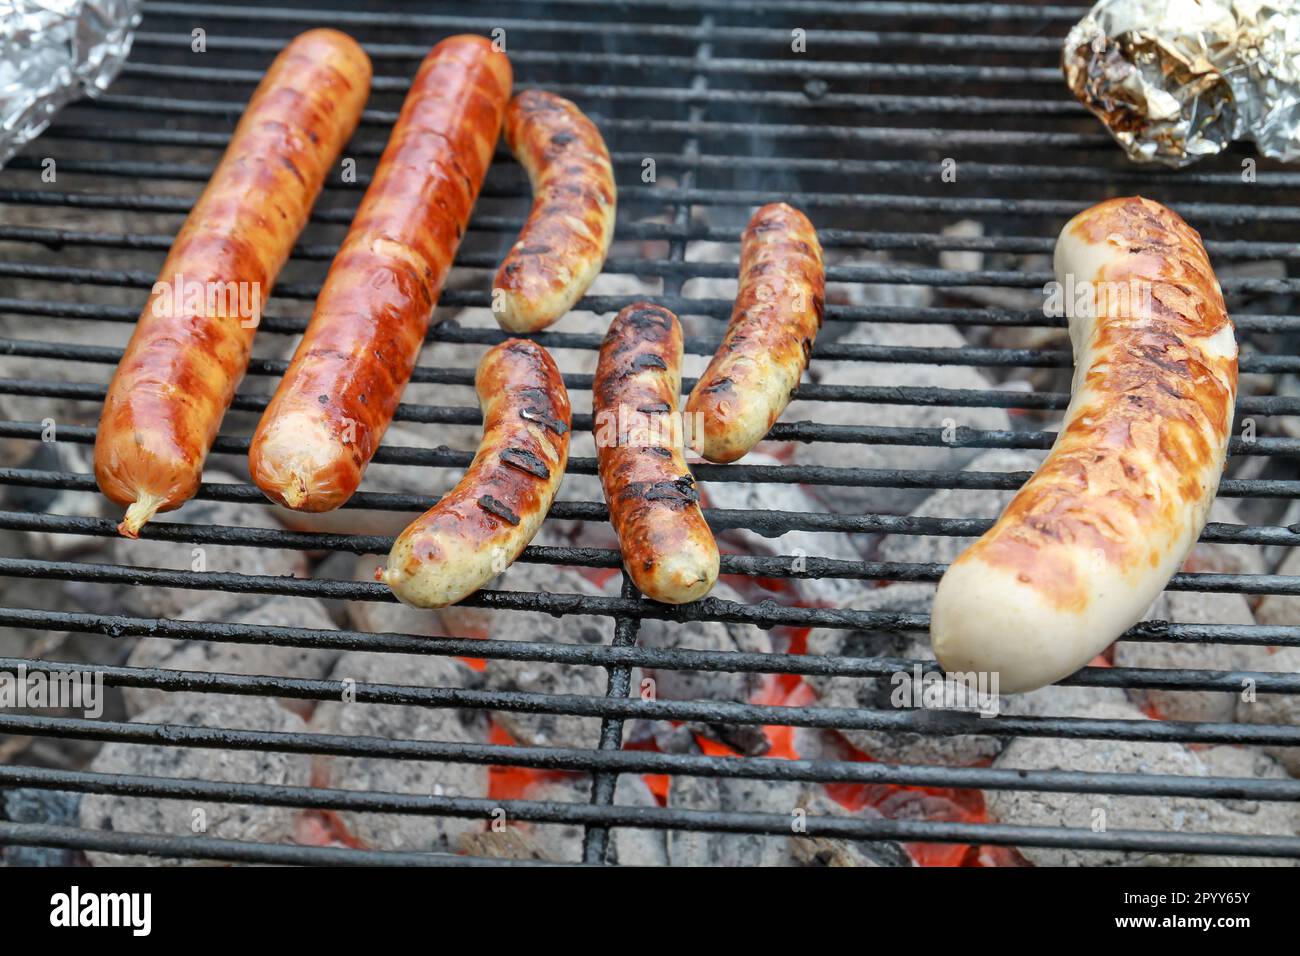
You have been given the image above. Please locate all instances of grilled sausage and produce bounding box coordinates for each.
[684,202,824,464]
[594,303,719,604]
[492,90,616,333]
[931,197,1238,694]
[380,339,570,608]
[94,30,371,537]
[249,35,511,512]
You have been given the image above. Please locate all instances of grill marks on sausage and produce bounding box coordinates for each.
[963,197,1237,612]
[594,301,718,602]
[623,306,672,331]
[632,353,668,371]
[700,377,732,394]
[492,90,615,333]
[381,338,571,607]
[684,202,825,463]
[521,404,570,435]
[638,475,700,506]
[478,495,521,525]
[500,446,551,479]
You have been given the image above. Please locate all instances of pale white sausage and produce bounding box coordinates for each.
[930,197,1238,694]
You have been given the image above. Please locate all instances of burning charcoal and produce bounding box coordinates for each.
[789,790,913,868]
[0,307,117,439]
[874,449,1045,568]
[579,267,660,308]
[106,472,307,620]
[784,323,1017,516]
[121,595,342,718]
[986,699,1299,866]
[996,683,1131,718]
[457,827,549,861]
[637,580,774,754]
[1234,643,1300,776]
[677,241,739,339]
[805,583,1004,765]
[634,719,699,755]
[345,553,447,640]
[2,788,82,866]
[477,562,626,750]
[418,303,616,415]
[1190,499,1270,579]
[698,452,874,607]
[306,549,360,626]
[937,220,985,275]
[1199,745,1297,811]
[1112,591,1253,723]
[1250,546,1300,630]
[481,774,668,865]
[666,772,809,866]
[406,335,490,410]
[79,696,314,866]
[551,428,618,546]
[822,250,934,323]
[309,650,490,853]
[1118,503,1280,725]
[5,440,112,560]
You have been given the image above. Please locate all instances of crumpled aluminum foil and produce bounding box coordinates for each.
[1063,0,1300,167]
[0,0,142,169]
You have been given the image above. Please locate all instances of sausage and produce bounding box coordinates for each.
[249,35,512,512]
[593,302,719,604]
[491,90,616,333]
[94,29,371,537]
[684,202,824,464]
[930,197,1238,694]
[380,339,570,608]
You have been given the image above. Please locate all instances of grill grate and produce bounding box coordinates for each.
[0,0,1298,865]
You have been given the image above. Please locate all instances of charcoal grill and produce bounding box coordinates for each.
[0,0,1299,866]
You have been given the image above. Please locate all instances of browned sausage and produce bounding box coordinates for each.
[492,90,616,333]
[685,202,825,463]
[593,302,719,604]
[932,197,1238,693]
[249,35,512,512]
[380,339,570,608]
[94,30,371,536]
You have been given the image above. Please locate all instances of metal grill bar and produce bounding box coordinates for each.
[121,47,1075,84]
[9,295,1300,335]
[0,821,551,866]
[6,459,1300,511]
[6,555,1300,626]
[7,297,1300,338]
[14,181,1300,228]
[2,0,1298,868]
[7,510,1300,590]
[21,150,1300,199]
[5,605,1300,683]
[6,765,1300,859]
[102,85,1081,117]
[3,325,1299,379]
[5,234,1300,299]
[7,711,1300,800]
[0,660,1296,744]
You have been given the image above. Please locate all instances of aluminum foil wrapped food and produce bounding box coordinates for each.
[0,0,142,169]
[1063,0,1300,166]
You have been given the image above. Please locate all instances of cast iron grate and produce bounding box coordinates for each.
[0,0,1298,865]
